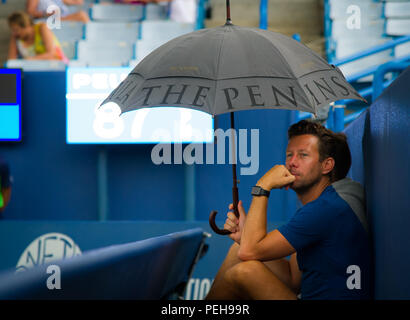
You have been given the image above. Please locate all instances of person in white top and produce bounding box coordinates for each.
[115,0,198,24]
[169,0,197,24]
[26,0,89,23]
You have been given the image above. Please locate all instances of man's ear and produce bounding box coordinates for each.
[321,157,335,175]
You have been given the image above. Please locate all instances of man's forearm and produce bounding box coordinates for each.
[239,196,268,254]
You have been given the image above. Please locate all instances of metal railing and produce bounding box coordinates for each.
[296,0,410,131]
[329,36,410,129]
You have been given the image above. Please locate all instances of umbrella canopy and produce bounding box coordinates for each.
[101,18,366,235]
[102,24,365,116]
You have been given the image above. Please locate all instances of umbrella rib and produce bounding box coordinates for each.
[297,68,338,79]
[129,72,310,81]
[247,28,301,79]
[212,26,231,114]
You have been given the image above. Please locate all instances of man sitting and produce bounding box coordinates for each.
[206,120,372,300]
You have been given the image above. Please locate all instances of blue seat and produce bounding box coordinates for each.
[91,3,144,21]
[140,20,195,42]
[145,3,168,20]
[60,41,76,60]
[76,40,134,66]
[386,19,410,36]
[385,2,410,18]
[134,38,168,63]
[344,66,410,299]
[85,21,140,42]
[0,228,208,299]
[53,22,84,43]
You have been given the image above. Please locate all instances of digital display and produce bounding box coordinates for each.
[0,69,22,142]
[66,67,214,144]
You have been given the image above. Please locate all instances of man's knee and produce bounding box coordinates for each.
[225,260,264,285]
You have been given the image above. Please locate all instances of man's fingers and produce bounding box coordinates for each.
[237,200,246,216]
[227,211,239,224]
[224,218,238,232]
[225,218,237,229]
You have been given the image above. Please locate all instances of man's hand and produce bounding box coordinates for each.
[257,165,296,191]
[224,200,246,244]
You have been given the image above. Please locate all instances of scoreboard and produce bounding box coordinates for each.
[0,69,22,142]
[66,67,214,144]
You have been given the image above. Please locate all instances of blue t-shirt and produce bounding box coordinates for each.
[278,178,372,300]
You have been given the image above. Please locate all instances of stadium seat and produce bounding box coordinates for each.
[145,3,168,20]
[85,21,140,42]
[395,42,410,59]
[76,40,134,66]
[60,42,77,60]
[134,38,168,63]
[334,38,393,60]
[128,59,139,68]
[330,19,384,41]
[5,59,66,71]
[0,228,208,299]
[140,20,195,42]
[91,3,144,21]
[339,51,393,81]
[386,19,410,36]
[385,2,410,18]
[53,22,84,43]
[329,0,383,20]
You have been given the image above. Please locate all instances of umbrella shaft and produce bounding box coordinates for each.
[226,0,231,23]
[230,112,237,188]
[230,112,239,217]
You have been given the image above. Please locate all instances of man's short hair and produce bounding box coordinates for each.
[287,120,351,183]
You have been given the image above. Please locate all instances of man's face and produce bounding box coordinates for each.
[285,134,324,192]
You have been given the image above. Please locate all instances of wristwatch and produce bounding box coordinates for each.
[251,186,270,198]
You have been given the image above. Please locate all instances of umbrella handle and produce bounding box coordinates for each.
[209,210,232,235]
[209,187,240,235]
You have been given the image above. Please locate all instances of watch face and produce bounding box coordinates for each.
[252,186,269,197]
[252,186,261,195]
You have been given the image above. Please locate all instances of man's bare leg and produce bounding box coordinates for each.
[206,243,298,300]
[205,243,244,299]
[224,260,297,300]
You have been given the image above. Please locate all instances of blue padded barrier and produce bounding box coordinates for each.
[0,228,207,299]
[344,66,410,299]
[365,67,410,299]
[344,108,369,187]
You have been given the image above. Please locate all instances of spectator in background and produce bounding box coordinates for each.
[115,0,197,24]
[8,11,69,62]
[0,157,12,216]
[26,0,89,23]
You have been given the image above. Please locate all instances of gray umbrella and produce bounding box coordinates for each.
[101,1,366,235]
